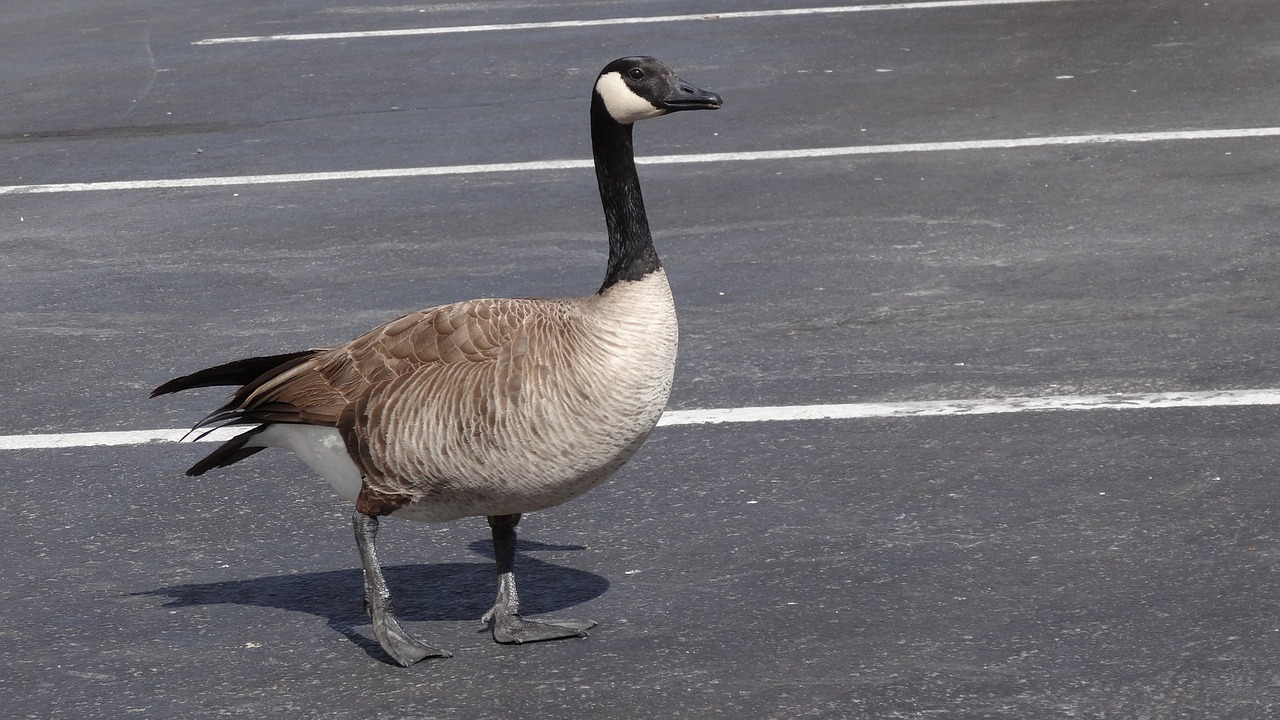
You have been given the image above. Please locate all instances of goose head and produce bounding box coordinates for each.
[593,57,722,125]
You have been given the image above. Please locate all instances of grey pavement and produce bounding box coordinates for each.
[3,1,1279,717]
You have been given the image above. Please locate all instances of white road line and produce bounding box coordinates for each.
[0,428,240,450]
[3,127,1278,196]
[0,160,591,195]
[657,389,1280,425]
[193,0,1084,45]
[4,389,1279,451]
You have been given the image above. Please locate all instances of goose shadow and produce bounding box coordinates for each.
[137,539,607,664]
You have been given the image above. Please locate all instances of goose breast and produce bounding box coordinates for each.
[337,269,678,522]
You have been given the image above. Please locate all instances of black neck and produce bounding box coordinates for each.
[591,94,661,293]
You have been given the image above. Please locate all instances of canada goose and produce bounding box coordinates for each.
[152,56,721,666]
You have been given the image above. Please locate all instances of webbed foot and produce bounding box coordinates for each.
[353,509,451,667]
[483,513,597,645]
[371,610,452,666]
[482,606,596,644]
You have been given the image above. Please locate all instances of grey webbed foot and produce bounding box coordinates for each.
[353,510,451,666]
[484,513,596,645]
[369,604,451,666]
[492,615,596,644]
[482,602,596,644]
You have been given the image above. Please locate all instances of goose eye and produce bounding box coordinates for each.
[628,68,645,80]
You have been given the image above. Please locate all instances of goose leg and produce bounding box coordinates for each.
[352,511,451,666]
[482,514,596,643]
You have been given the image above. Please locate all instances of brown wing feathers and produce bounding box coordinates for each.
[155,300,539,477]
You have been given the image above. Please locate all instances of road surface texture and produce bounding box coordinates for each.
[2,0,1278,717]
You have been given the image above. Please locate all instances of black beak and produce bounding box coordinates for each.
[659,75,723,112]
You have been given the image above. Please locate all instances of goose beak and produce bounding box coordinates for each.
[659,76,723,112]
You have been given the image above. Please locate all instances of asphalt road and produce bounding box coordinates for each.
[3,0,1280,718]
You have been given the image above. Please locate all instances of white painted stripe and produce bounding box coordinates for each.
[193,0,1084,45]
[3,127,1278,196]
[4,389,1279,451]
[0,427,242,451]
[640,127,1280,164]
[0,160,590,195]
[658,389,1280,426]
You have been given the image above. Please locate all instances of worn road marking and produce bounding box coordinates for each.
[657,389,1280,426]
[193,0,1085,44]
[3,127,1278,195]
[3,389,1278,451]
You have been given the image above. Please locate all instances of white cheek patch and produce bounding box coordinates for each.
[595,71,665,124]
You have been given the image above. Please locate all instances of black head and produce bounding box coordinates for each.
[593,56,722,125]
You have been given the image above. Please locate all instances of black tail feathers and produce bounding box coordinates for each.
[151,350,316,398]
[154,350,321,476]
[186,426,268,476]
